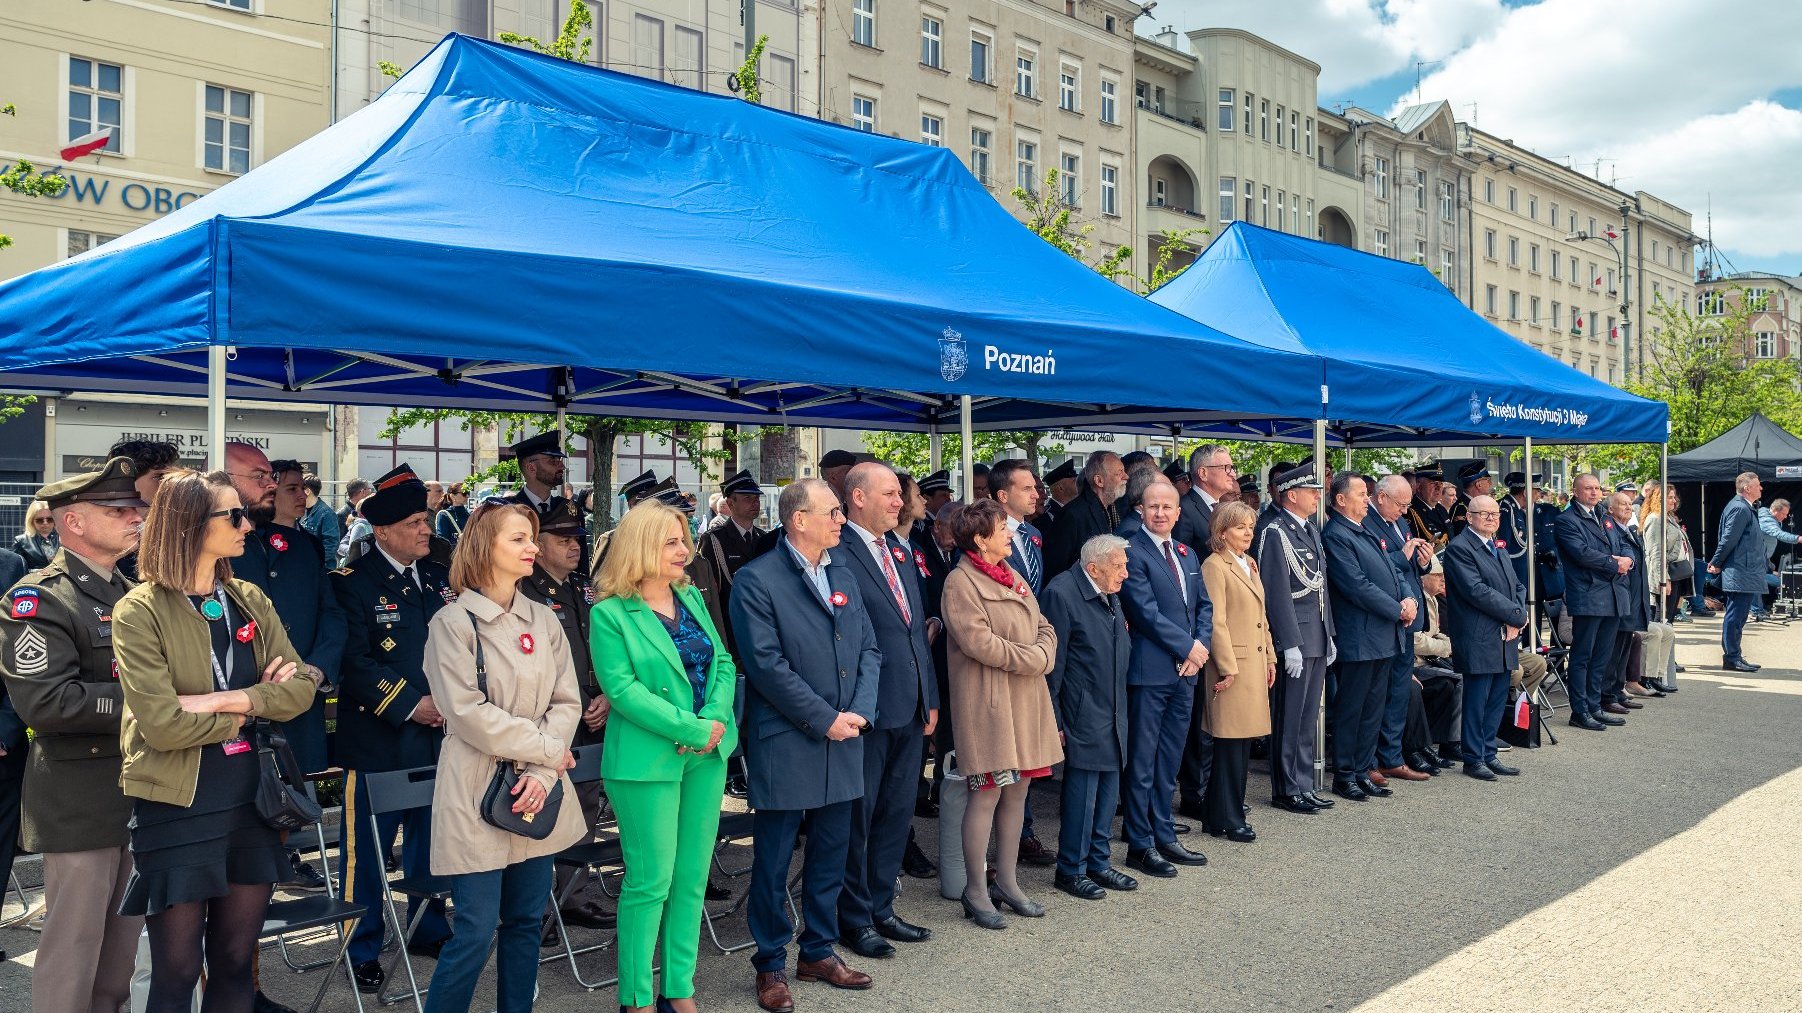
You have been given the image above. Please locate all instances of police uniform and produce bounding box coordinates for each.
[1255,464,1336,810]
[237,521,346,776]
[1448,462,1492,537]
[0,459,146,1013]
[329,465,454,977]
[1408,461,1451,551]
[692,470,767,655]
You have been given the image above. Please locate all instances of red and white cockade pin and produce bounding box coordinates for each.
[1495,539,1508,550]
[519,633,536,654]
[913,549,931,577]
[891,545,908,563]
[1030,533,1043,547]
[269,534,288,552]
[234,620,257,643]
[1176,543,1189,556]
[1604,520,1614,529]
[1015,582,1029,596]
[829,591,849,608]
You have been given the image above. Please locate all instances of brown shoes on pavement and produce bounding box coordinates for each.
[1378,764,1431,782]
[756,971,794,1012]
[759,956,872,1010]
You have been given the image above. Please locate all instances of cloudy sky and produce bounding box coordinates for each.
[1142,0,1802,278]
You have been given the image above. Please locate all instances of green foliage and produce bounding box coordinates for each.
[1012,168,1132,281]
[1175,439,1413,489]
[1142,228,1203,294]
[499,0,594,63]
[735,35,769,103]
[859,431,1066,476]
[377,60,406,80]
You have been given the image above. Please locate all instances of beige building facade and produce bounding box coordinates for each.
[1341,102,1471,300]
[1695,271,1802,363]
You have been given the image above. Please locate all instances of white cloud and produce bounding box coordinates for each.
[1616,102,1802,260]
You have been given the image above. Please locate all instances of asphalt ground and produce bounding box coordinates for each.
[5,611,1799,1012]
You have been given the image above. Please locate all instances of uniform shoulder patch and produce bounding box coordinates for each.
[12,625,48,673]
[9,585,43,620]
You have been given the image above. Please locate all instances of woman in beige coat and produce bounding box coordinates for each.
[941,499,1060,929]
[1198,501,1275,843]
[421,501,584,1013]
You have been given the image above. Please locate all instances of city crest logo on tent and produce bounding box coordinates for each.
[1469,392,1483,426]
[939,327,968,382]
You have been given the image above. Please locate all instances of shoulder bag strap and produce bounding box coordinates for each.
[468,611,488,702]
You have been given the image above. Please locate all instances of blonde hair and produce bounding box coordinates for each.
[1208,500,1258,554]
[1638,483,1665,529]
[26,500,51,525]
[137,470,234,591]
[449,501,539,592]
[596,501,692,600]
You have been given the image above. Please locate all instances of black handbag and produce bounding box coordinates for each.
[469,614,563,841]
[253,722,324,831]
[1668,558,1695,582]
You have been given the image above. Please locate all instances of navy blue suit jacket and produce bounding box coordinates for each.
[1553,503,1629,616]
[330,551,452,772]
[1322,512,1409,662]
[1041,568,1131,771]
[839,526,938,729]
[1120,527,1212,687]
[1003,519,1046,595]
[1709,495,1767,593]
[1444,527,1528,675]
[1364,512,1428,635]
[729,537,881,811]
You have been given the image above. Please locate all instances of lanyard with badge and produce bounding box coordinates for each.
[200,586,254,757]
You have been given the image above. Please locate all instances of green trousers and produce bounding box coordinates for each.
[606,751,727,1007]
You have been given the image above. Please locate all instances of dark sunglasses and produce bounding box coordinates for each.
[207,507,249,527]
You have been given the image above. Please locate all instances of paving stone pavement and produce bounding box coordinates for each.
[4,613,1799,1012]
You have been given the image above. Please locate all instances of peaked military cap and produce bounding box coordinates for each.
[361,464,428,525]
[618,470,659,502]
[918,469,953,494]
[1457,461,1491,487]
[1043,460,1076,486]
[508,430,566,461]
[38,456,150,510]
[721,469,762,497]
[1275,462,1324,492]
[539,498,586,538]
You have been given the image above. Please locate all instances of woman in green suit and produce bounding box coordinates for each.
[591,500,738,1013]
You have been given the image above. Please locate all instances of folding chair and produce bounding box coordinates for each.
[3,868,39,928]
[541,745,626,990]
[1537,598,1573,712]
[258,787,368,1013]
[702,810,757,954]
[275,771,350,972]
[362,765,453,1011]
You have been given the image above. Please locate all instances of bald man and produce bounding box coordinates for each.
[1443,495,1527,779]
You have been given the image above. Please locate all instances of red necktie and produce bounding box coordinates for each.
[875,537,912,624]
[1163,540,1184,601]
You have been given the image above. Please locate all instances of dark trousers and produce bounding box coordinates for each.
[1566,614,1620,717]
[1175,677,1214,806]
[1124,679,1194,850]
[1269,654,1326,796]
[422,856,554,1013]
[1606,629,1639,705]
[343,771,451,966]
[1459,672,1510,766]
[1329,657,1389,779]
[1413,667,1462,749]
[840,721,924,929]
[1375,649,1416,768]
[0,764,20,896]
[1056,766,1120,879]
[1202,738,1249,833]
[1723,590,1755,661]
[749,801,852,973]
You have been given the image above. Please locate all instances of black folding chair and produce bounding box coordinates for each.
[362,766,452,1012]
[257,777,367,1013]
[702,810,758,954]
[541,745,626,990]
[274,770,348,973]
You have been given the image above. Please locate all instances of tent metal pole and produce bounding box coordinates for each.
[929,430,943,473]
[207,345,227,471]
[1312,417,1327,791]
[1524,437,1536,643]
[1659,438,1670,622]
[959,396,974,500]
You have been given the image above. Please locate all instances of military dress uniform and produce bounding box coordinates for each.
[1255,465,1337,810]
[237,521,346,776]
[0,460,147,1013]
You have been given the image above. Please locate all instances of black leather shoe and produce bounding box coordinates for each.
[1595,712,1626,726]
[1487,761,1520,776]
[1156,840,1208,866]
[1462,763,1498,781]
[1017,835,1057,867]
[560,901,616,929]
[1301,791,1335,809]
[1618,698,1645,710]
[1206,826,1256,843]
[725,774,750,799]
[1089,867,1138,891]
[1053,873,1106,900]
[1124,847,1179,878]
[353,961,385,994]
[1331,779,1368,801]
[1602,701,1632,715]
[1355,775,1392,797]
[705,880,732,902]
[1406,753,1439,775]
[839,925,895,959]
[901,837,937,879]
[254,991,300,1013]
[873,914,932,943]
[1241,804,1251,815]
[1272,794,1318,814]
[406,937,445,961]
[1725,658,1760,672]
[1171,821,1193,835]
[1568,714,1607,731]
[1176,798,1208,822]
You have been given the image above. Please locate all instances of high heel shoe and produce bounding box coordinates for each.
[960,892,1007,930]
[988,887,1046,918]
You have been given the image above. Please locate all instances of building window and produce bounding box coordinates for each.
[851,94,876,132]
[1100,163,1118,216]
[66,230,120,259]
[1414,169,1426,210]
[1374,229,1388,258]
[1529,296,1541,325]
[1305,198,1314,237]
[1261,185,1269,226]
[1372,155,1389,199]
[1527,195,1538,221]
[1100,78,1118,124]
[852,0,875,47]
[212,0,252,9]
[1551,301,1561,328]
[1291,200,1299,233]
[1305,116,1314,156]
[1274,104,1285,148]
[1483,177,1495,203]
[633,14,665,78]
[1152,177,1166,206]
[1259,98,1269,140]
[1697,291,1727,315]
[1507,292,1520,320]
[1059,64,1079,112]
[1484,229,1497,260]
[1549,202,1560,230]
[1218,88,1234,131]
[1441,249,1456,291]
[1746,287,1772,311]
[1529,243,1540,273]
[672,26,703,88]
[970,126,992,183]
[68,57,124,153]
[1290,111,1299,150]
[1214,177,1235,222]
[1414,239,1426,264]
[921,16,942,68]
[1104,14,1116,32]
[202,84,253,174]
[1486,284,1498,316]
[1243,92,1253,133]
[970,32,991,83]
[1275,190,1286,231]
[920,112,942,146]
[1016,137,1037,193]
[1504,236,1517,266]
[767,53,798,111]
[1244,180,1254,222]
[1569,255,1580,286]
[1060,152,1079,206]
[1507,187,1518,212]
[1439,180,1455,221]
[1756,331,1778,358]
[1588,216,1597,235]
[1551,251,1562,281]
[1016,48,1036,98]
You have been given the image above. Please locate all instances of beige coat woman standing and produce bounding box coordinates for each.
[941,556,1062,777]
[1197,500,1275,840]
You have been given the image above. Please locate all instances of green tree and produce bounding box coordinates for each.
[499,0,594,62]
[1013,167,1131,282]
[734,35,769,103]
[859,431,1065,476]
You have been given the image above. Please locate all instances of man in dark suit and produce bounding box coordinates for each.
[694,468,768,799]
[1040,459,1078,525]
[1444,495,1528,780]
[1172,443,1233,818]
[1553,473,1633,730]
[1322,472,1415,801]
[730,478,882,1009]
[991,459,1046,595]
[331,465,454,991]
[835,463,939,959]
[1119,479,1213,878]
[1257,463,1337,813]
[1602,491,1654,717]
[504,429,575,526]
[1042,533,1138,901]
[1366,475,1435,786]
[1044,451,1126,578]
[1708,471,1767,672]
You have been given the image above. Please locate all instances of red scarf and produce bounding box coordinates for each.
[966,554,1021,592]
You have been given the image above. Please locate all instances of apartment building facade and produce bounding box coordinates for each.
[1695,271,1802,363]
[1341,101,1471,299]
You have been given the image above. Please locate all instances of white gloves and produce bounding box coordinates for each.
[1326,639,1338,666]
[1284,646,1303,680]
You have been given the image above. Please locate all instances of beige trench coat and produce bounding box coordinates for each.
[940,557,1062,777]
[1200,552,1274,740]
[422,590,586,876]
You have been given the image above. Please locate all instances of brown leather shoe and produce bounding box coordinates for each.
[1365,769,1389,787]
[756,970,794,1012]
[796,954,873,990]
[1378,764,1430,782]
[1601,701,1632,715]
[1618,698,1644,710]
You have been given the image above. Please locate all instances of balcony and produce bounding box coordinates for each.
[1146,201,1207,242]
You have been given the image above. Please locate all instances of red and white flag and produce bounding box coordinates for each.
[60,128,112,161]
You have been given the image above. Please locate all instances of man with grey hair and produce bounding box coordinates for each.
[1752,495,1797,619]
[1175,444,1232,560]
[1709,471,1768,671]
[1554,473,1634,725]
[1041,534,1138,900]
[1044,451,1127,577]
[1369,474,1435,784]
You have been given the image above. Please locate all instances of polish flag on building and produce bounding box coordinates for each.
[59,128,112,161]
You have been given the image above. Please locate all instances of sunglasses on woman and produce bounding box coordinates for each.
[207,507,250,527]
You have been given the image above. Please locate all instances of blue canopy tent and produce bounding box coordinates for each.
[0,34,1322,470]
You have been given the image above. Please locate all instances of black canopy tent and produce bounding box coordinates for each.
[1666,413,1802,482]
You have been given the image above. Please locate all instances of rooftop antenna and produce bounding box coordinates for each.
[1413,60,1441,105]
[1463,102,1477,126]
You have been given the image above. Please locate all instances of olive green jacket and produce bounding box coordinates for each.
[115,579,317,807]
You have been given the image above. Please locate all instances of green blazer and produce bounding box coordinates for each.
[590,583,739,782]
